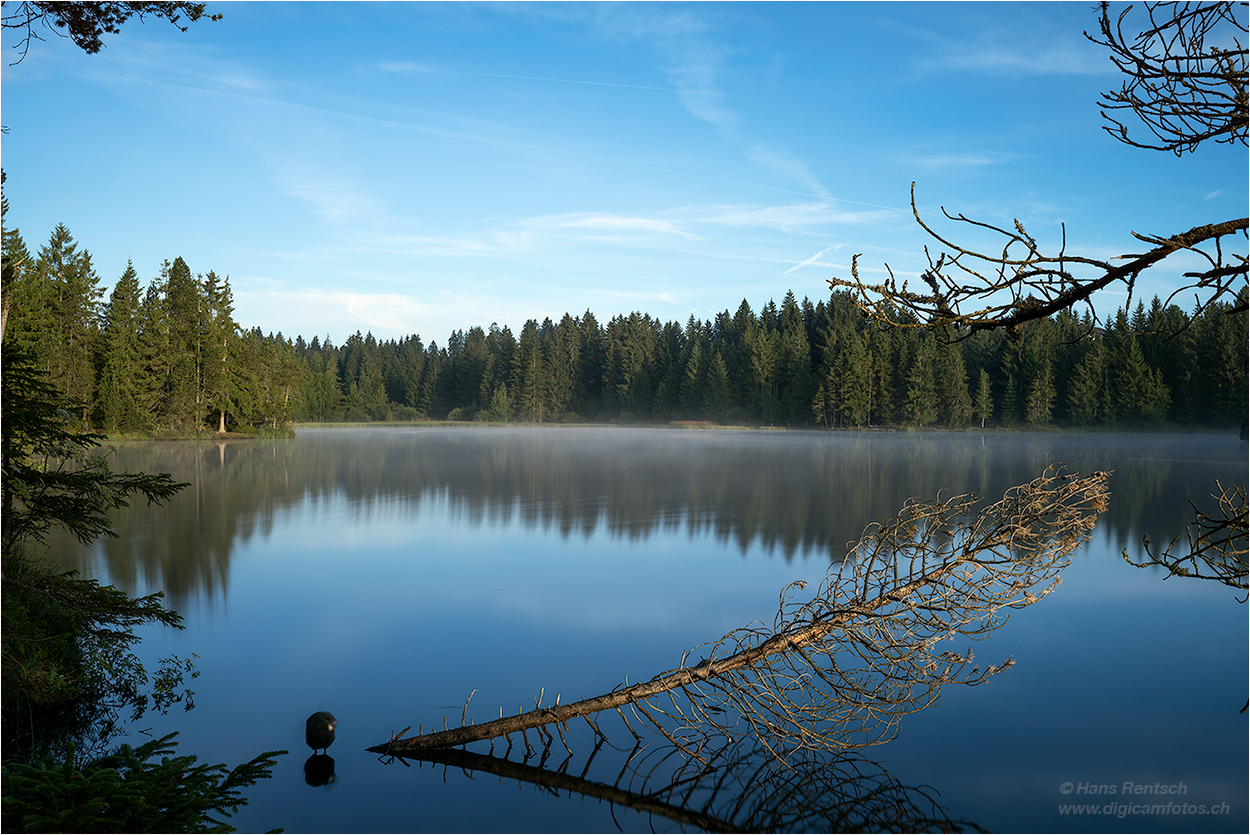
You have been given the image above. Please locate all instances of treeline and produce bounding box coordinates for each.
[3,225,300,435]
[3,222,1246,433]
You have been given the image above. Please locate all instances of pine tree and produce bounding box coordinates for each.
[999,344,1021,425]
[1110,322,1169,423]
[2,219,45,354]
[135,277,170,426]
[546,314,580,418]
[745,320,780,422]
[357,333,389,420]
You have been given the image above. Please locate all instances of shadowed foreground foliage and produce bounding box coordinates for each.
[1,349,285,832]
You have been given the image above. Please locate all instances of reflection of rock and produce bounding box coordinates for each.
[304,753,335,786]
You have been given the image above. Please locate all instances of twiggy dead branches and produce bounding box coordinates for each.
[829,184,1248,339]
[1124,480,1248,595]
[370,467,1108,759]
[410,736,984,833]
[1087,1,1248,155]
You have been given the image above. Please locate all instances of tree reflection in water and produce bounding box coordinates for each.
[389,732,982,832]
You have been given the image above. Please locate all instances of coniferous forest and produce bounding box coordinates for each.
[3,222,1247,435]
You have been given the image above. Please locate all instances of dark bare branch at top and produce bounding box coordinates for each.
[828,183,1248,340]
[1086,1,1248,155]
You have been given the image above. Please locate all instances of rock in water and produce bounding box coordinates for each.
[306,711,337,753]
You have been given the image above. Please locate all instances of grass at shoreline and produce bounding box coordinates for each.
[96,419,1243,441]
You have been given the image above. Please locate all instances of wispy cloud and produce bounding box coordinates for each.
[748,145,831,199]
[379,61,673,92]
[784,244,843,275]
[897,150,1020,172]
[577,6,740,131]
[917,41,1108,76]
[592,288,686,306]
[550,213,698,239]
[234,288,436,339]
[700,202,896,231]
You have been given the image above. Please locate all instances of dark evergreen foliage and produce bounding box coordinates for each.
[5,219,1245,433]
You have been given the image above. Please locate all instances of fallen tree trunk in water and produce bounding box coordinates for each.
[369,467,1109,758]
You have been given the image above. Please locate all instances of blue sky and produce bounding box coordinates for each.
[2,2,1243,345]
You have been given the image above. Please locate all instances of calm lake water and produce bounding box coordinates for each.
[46,426,1248,833]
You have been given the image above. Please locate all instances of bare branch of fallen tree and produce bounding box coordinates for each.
[369,467,1109,758]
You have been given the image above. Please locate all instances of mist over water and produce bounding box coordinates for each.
[49,426,1236,613]
[42,427,1249,833]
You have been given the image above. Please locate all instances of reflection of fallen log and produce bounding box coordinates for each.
[370,468,1108,759]
[395,736,983,833]
[401,747,739,833]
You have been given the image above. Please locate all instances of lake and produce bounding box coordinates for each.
[46,426,1248,833]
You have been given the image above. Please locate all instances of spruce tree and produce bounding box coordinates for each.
[974,369,993,428]
[838,328,873,427]
[936,342,973,426]
[135,278,170,426]
[1066,343,1104,426]
[34,225,103,417]
[904,338,938,427]
[781,317,815,424]
[162,257,204,431]
[703,351,733,420]
[201,272,241,433]
[679,341,705,417]
[97,262,146,433]
[1025,358,1056,425]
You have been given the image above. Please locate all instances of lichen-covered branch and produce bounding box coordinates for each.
[828,183,1247,340]
[369,467,1108,758]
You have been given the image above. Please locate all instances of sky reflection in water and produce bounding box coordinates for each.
[46,427,1248,833]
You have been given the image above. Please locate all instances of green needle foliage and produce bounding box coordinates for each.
[1,347,287,830]
[2,734,285,834]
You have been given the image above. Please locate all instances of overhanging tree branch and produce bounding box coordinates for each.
[829,183,1247,340]
[1086,1,1248,155]
[1,1,221,64]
